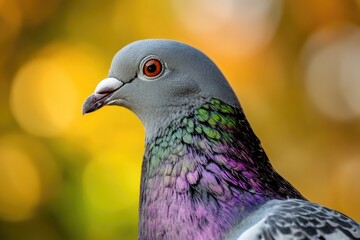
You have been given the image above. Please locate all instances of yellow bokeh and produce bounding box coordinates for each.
[11,57,77,137]
[0,0,22,44]
[10,42,108,138]
[83,151,141,213]
[333,158,360,218]
[0,0,359,239]
[0,134,60,222]
[15,0,62,27]
[0,139,40,221]
[83,150,141,240]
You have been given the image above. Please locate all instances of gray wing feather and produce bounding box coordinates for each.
[234,199,360,240]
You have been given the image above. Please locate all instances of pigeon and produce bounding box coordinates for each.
[82,39,360,240]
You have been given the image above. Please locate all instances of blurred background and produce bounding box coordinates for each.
[0,0,360,239]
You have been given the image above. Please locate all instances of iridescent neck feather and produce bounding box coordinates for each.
[139,98,303,240]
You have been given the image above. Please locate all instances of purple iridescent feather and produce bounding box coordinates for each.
[138,98,304,240]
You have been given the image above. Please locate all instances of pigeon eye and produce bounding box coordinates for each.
[142,58,163,78]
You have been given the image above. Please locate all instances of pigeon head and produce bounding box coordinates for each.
[83,39,239,134]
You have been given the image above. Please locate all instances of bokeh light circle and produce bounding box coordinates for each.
[172,0,282,56]
[0,138,40,221]
[302,25,360,120]
[333,158,360,219]
[0,134,60,222]
[10,58,78,137]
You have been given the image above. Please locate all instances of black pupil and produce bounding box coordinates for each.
[147,64,157,73]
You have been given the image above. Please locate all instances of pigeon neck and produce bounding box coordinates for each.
[142,97,208,142]
[138,98,303,239]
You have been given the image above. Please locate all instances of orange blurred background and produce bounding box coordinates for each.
[0,0,359,239]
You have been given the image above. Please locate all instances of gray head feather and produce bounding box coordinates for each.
[83,39,240,138]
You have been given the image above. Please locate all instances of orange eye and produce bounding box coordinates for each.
[143,58,163,78]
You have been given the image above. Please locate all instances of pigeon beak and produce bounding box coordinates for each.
[82,77,124,115]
